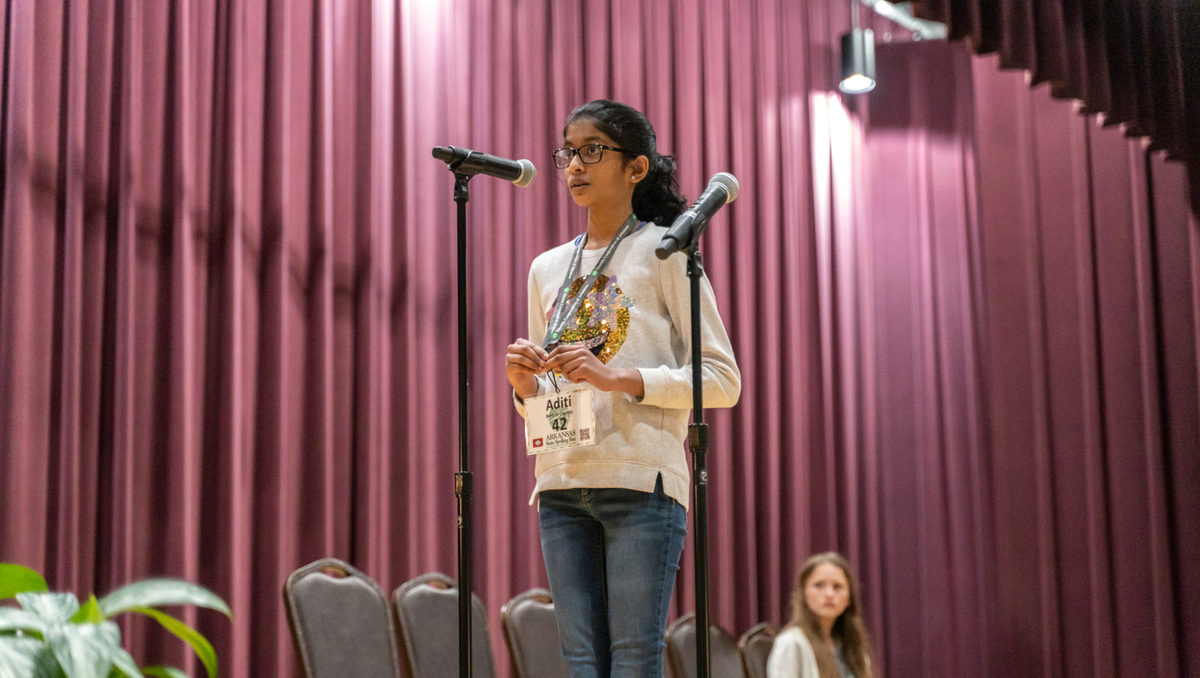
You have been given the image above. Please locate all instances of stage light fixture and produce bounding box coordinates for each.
[839,27,876,94]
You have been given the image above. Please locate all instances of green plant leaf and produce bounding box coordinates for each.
[98,580,230,619]
[0,635,45,678]
[44,622,120,678]
[109,648,143,678]
[0,635,61,678]
[17,594,80,625]
[70,597,105,625]
[0,564,49,600]
[0,607,48,635]
[128,608,216,678]
[140,667,187,678]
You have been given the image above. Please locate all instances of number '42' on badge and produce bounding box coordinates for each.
[525,382,597,455]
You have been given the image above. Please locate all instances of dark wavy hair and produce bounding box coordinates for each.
[563,100,687,226]
[788,552,875,678]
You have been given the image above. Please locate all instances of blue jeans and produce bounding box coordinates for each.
[538,475,687,678]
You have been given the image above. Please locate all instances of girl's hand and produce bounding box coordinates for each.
[545,344,644,398]
[506,339,548,400]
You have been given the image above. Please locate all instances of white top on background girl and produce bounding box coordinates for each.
[506,99,739,678]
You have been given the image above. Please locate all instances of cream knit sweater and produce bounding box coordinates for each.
[514,222,741,510]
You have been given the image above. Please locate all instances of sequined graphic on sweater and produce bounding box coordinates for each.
[547,274,634,364]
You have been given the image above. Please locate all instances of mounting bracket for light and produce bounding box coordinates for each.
[859,0,947,41]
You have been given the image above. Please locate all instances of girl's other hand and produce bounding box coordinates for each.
[545,344,644,398]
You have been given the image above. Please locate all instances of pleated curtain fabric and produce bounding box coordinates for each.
[913,0,1198,170]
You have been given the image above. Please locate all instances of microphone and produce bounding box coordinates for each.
[655,172,739,259]
[432,146,537,187]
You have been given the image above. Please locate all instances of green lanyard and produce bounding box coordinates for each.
[542,214,640,350]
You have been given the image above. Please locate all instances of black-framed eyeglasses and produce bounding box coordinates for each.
[552,143,630,169]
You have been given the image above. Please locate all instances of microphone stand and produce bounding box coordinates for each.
[435,144,530,678]
[447,159,475,678]
[686,243,713,678]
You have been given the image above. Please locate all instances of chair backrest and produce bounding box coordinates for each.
[665,612,746,678]
[393,572,497,678]
[283,558,403,678]
[738,622,778,678]
[500,588,570,678]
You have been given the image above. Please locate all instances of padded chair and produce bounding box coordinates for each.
[393,572,497,678]
[500,588,570,678]
[665,612,747,678]
[738,622,778,678]
[283,558,403,678]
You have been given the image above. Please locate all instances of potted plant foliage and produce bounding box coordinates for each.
[0,563,231,678]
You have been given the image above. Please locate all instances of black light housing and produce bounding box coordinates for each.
[839,27,876,93]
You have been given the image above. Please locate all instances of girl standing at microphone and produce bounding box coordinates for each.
[505,99,740,678]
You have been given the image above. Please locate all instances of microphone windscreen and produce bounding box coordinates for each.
[513,159,537,187]
[712,172,739,203]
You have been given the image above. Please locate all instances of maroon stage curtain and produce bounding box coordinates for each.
[912,0,1200,211]
[1,2,1195,678]
[964,51,1199,678]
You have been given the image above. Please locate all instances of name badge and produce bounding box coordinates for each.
[525,382,596,455]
